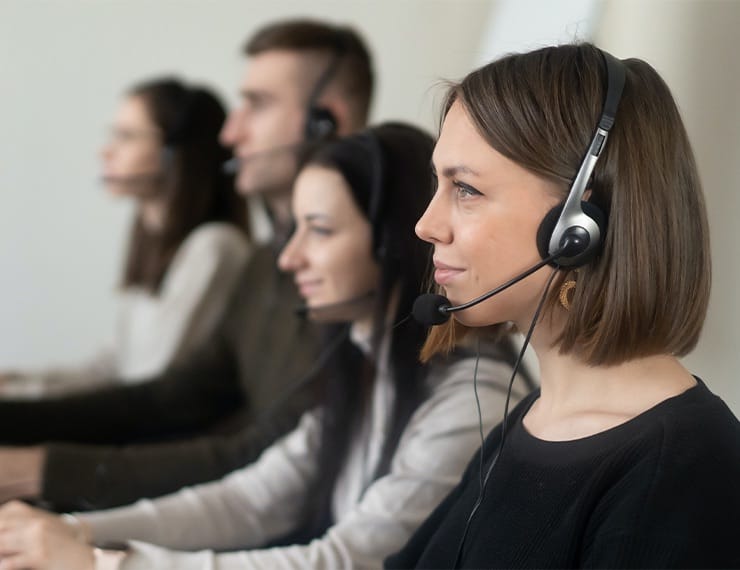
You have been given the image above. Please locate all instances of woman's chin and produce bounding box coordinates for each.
[452,307,503,328]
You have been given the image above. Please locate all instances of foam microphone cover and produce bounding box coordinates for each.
[412,294,452,326]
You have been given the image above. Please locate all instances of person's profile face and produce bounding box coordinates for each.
[100,95,163,197]
[220,50,310,196]
[415,101,560,330]
[278,165,380,323]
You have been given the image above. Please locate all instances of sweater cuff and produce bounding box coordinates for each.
[42,443,112,509]
[94,547,128,570]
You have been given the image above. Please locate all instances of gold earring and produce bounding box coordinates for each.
[559,279,577,311]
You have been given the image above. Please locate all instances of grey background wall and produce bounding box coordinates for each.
[0,0,737,412]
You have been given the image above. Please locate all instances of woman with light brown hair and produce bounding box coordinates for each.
[0,78,250,397]
[387,43,739,568]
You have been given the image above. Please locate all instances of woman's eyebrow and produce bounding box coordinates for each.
[430,161,480,178]
[304,213,332,222]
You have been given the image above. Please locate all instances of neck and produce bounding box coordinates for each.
[350,314,375,353]
[524,324,696,441]
[263,189,293,243]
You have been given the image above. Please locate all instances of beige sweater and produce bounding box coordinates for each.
[1,222,250,398]
[81,333,524,569]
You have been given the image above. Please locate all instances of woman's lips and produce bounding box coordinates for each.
[296,279,321,298]
[433,261,464,285]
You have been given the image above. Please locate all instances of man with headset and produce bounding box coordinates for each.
[0,19,374,511]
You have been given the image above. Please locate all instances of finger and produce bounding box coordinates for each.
[0,527,25,555]
[0,483,38,504]
[0,552,38,570]
[0,501,29,515]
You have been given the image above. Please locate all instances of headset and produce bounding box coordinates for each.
[303,33,349,141]
[160,86,205,165]
[535,49,625,268]
[361,130,388,260]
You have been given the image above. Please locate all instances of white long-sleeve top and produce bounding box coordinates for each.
[1,222,250,398]
[81,334,524,569]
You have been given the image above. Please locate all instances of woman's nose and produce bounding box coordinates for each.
[415,191,452,245]
[277,231,305,272]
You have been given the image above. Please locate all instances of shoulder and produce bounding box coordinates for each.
[165,223,252,279]
[179,222,250,257]
[158,223,252,291]
[412,354,528,433]
[424,352,525,403]
[583,382,740,563]
[587,380,740,519]
[650,379,740,470]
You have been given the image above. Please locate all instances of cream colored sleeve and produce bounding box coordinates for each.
[112,222,251,380]
[87,357,521,570]
[81,410,323,551]
[0,223,250,398]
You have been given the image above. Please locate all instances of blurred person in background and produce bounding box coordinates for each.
[0,77,250,397]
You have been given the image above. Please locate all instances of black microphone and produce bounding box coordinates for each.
[295,290,376,319]
[222,140,318,174]
[412,244,572,327]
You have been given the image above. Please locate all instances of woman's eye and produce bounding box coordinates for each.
[310,226,333,236]
[454,180,482,198]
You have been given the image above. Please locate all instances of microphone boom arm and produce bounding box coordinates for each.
[443,247,565,315]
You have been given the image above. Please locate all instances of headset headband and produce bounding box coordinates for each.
[546,49,626,262]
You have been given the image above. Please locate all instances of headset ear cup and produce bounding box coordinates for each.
[305,106,338,140]
[536,201,607,266]
[536,204,563,261]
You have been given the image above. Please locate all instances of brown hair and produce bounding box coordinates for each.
[244,19,374,127]
[422,43,711,366]
[122,78,247,292]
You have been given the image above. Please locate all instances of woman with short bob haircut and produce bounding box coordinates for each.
[387,43,739,568]
[0,78,250,397]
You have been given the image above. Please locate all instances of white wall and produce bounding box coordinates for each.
[0,0,494,368]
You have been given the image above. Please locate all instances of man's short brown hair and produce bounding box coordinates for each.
[245,19,374,127]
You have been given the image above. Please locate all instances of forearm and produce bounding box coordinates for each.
[78,413,321,552]
[0,447,44,503]
[0,334,241,446]
[41,401,305,512]
[0,349,117,399]
[116,538,354,570]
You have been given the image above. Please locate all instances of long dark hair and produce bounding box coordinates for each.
[121,77,248,292]
[293,123,436,539]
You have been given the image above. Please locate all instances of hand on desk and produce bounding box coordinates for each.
[0,447,44,504]
[0,373,22,397]
[0,500,94,570]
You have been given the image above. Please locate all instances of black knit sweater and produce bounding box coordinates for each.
[387,378,740,569]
